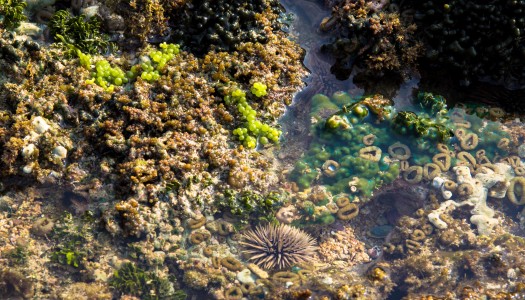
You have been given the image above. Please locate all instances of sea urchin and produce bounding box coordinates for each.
[240,223,317,269]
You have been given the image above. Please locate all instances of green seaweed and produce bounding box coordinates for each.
[391,111,453,142]
[216,189,282,223]
[49,10,114,55]
[226,87,282,149]
[414,92,447,115]
[51,240,85,268]
[79,42,180,92]
[0,0,26,30]
[109,262,186,300]
[49,212,94,269]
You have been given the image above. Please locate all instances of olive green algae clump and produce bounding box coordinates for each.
[0,0,26,30]
[49,10,114,56]
[109,262,186,300]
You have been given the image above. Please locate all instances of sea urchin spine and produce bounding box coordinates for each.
[240,223,317,269]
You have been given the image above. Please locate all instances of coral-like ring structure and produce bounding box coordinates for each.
[508,177,525,205]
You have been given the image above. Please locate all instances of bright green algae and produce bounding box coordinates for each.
[226,84,282,149]
[78,42,180,92]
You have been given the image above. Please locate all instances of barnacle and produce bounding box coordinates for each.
[433,152,451,172]
[359,146,382,162]
[460,133,479,150]
[423,163,441,180]
[221,256,243,271]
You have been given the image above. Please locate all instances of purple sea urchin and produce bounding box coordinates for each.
[240,224,317,269]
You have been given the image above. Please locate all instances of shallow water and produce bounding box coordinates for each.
[280,0,361,98]
[276,1,525,298]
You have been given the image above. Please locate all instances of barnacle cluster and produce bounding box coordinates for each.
[361,97,525,296]
[289,91,454,226]
[286,87,524,248]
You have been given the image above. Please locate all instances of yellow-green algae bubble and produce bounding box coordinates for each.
[250,82,267,97]
[226,87,281,149]
[79,42,180,91]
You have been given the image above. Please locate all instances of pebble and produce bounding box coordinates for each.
[52,146,67,159]
[236,269,255,284]
[32,116,50,134]
[368,225,394,238]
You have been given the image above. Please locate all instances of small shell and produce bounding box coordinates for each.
[424,163,441,180]
[457,183,473,197]
[444,181,457,191]
[336,203,359,220]
[222,256,243,271]
[455,128,466,139]
[457,151,477,166]
[515,167,525,176]
[498,138,510,150]
[437,143,449,153]
[489,107,505,118]
[411,229,426,241]
[335,195,351,208]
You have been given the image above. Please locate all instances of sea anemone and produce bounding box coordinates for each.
[240,224,317,269]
